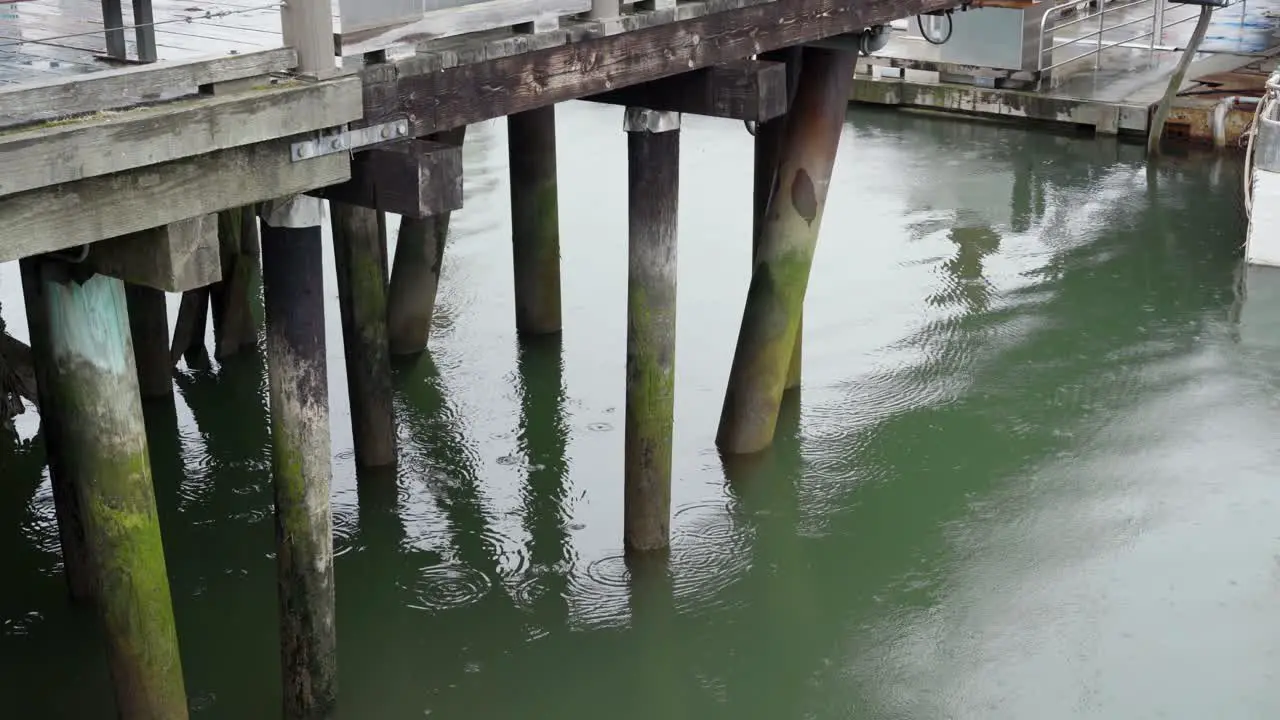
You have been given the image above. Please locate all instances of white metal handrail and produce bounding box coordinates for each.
[1036,0,1246,75]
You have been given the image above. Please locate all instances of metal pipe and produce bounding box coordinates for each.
[1212,96,1261,148]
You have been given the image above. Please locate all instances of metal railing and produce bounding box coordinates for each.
[1036,0,1247,75]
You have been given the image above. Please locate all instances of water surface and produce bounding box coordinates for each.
[0,104,1270,719]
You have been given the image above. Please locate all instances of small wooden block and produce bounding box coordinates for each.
[583,59,788,122]
[313,139,464,218]
[85,215,222,293]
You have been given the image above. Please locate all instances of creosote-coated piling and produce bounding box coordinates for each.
[754,47,804,392]
[718,47,858,455]
[623,107,680,553]
[387,126,466,356]
[509,105,563,336]
[19,258,93,601]
[331,201,396,467]
[39,264,189,719]
[125,284,174,401]
[260,201,337,720]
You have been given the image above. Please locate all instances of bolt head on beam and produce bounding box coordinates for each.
[624,107,681,134]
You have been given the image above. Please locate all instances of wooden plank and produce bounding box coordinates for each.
[360,0,961,134]
[336,0,590,57]
[0,75,363,197]
[583,59,788,122]
[0,46,298,128]
[282,0,336,74]
[0,138,350,263]
[312,140,463,218]
[86,215,223,293]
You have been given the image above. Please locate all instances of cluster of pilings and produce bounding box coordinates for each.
[12,43,857,718]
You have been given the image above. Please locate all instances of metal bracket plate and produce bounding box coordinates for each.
[290,119,410,162]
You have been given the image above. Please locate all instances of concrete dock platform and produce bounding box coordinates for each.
[852,0,1280,146]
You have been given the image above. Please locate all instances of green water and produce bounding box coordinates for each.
[1,104,1271,719]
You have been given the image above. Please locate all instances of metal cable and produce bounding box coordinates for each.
[0,2,285,51]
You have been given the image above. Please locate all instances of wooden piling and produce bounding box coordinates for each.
[259,209,337,720]
[170,288,210,367]
[211,206,261,360]
[125,284,174,400]
[19,258,93,601]
[331,201,397,467]
[754,47,804,392]
[623,108,680,553]
[718,47,857,455]
[38,264,188,719]
[508,106,563,336]
[386,126,466,356]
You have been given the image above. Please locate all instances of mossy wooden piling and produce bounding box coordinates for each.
[623,107,680,553]
[331,201,397,468]
[718,47,859,455]
[19,258,93,601]
[508,105,563,336]
[125,284,174,401]
[39,264,189,719]
[260,204,338,720]
[386,126,467,356]
[753,47,805,393]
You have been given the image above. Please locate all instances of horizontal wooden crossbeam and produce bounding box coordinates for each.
[85,216,223,294]
[0,139,349,262]
[312,139,464,218]
[583,60,788,122]
[358,0,960,134]
[0,75,363,199]
[0,47,298,129]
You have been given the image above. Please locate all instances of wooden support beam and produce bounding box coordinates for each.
[211,207,261,360]
[624,107,680,554]
[171,289,211,367]
[509,105,562,336]
[0,47,298,129]
[753,47,804,392]
[358,0,960,134]
[386,126,467,356]
[330,202,396,468]
[584,60,788,122]
[0,76,363,198]
[19,259,93,601]
[38,265,189,718]
[85,215,222,294]
[260,211,337,720]
[282,0,337,74]
[313,140,464,218]
[718,47,858,455]
[125,284,175,401]
[0,138,351,264]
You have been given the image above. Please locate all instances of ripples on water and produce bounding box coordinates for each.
[0,105,1268,718]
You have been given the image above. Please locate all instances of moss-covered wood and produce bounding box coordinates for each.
[260,219,337,720]
[509,106,563,336]
[624,110,680,553]
[331,201,396,468]
[40,265,188,719]
[386,126,466,356]
[718,47,858,455]
[753,47,805,392]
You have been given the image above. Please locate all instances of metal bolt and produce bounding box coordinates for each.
[396,124,407,137]
[297,144,311,158]
[330,138,342,150]
[380,127,391,139]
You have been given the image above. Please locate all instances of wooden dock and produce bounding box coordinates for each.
[0,0,961,715]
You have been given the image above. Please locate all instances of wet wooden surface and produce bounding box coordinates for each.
[0,0,342,85]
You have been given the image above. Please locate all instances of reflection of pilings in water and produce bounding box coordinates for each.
[394,354,506,595]
[717,393,824,715]
[624,551,696,719]
[926,224,1002,315]
[514,336,573,615]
